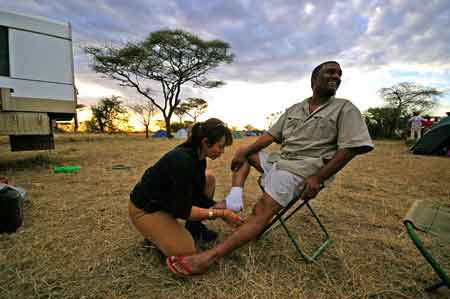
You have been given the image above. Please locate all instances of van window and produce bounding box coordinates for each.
[0,26,10,77]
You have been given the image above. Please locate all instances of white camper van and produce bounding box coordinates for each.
[0,10,76,151]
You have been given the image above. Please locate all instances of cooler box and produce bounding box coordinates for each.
[0,184,24,233]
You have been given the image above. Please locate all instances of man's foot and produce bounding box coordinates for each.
[185,221,218,242]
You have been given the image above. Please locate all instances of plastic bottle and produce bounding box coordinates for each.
[53,165,81,173]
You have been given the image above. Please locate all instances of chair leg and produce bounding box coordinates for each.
[258,200,308,239]
[405,222,450,291]
[260,201,332,262]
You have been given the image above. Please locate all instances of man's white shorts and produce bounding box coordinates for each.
[258,151,305,207]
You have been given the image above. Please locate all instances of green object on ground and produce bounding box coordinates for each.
[53,165,81,173]
[111,164,133,170]
[404,200,450,292]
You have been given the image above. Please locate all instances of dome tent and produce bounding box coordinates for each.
[411,116,450,155]
[174,128,188,139]
[151,130,167,138]
[232,131,242,139]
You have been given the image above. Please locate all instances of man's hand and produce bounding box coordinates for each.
[230,132,275,171]
[221,209,243,227]
[230,148,247,171]
[301,175,324,201]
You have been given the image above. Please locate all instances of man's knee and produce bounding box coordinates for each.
[252,193,282,223]
[247,153,263,173]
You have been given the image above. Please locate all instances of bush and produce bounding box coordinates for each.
[170,122,186,132]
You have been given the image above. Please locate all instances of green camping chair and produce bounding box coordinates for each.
[257,177,331,263]
[404,200,450,291]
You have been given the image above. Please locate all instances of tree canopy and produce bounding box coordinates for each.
[129,101,157,138]
[91,95,127,132]
[179,97,208,123]
[378,82,443,130]
[363,107,400,139]
[84,29,234,137]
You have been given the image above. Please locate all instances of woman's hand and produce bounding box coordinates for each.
[221,209,243,227]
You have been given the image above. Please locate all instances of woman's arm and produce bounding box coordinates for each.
[188,206,243,227]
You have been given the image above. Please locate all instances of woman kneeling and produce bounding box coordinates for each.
[129,118,242,257]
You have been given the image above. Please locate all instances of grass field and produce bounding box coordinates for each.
[0,134,449,299]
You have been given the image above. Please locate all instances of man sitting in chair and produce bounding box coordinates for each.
[166,61,374,276]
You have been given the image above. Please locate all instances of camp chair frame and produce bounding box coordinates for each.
[257,177,331,262]
[403,200,450,292]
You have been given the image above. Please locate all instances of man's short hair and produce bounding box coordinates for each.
[311,61,340,88]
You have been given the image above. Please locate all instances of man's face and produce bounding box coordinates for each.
[313,63,342,97]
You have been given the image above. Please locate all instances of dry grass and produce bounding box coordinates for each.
[0,134,449,299]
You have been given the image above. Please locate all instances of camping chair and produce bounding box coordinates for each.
[256,177,331,263]
[404,200,450,291]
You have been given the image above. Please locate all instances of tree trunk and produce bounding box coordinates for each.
[145,125,149,138]
[165,117,173,138]
[74,112,79,133]
[394,105,402,133]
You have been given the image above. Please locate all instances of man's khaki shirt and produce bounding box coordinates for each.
[267,96,373,181]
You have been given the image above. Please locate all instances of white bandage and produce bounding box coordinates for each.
[225,187,243,212]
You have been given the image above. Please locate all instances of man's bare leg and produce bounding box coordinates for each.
[170,192,282,274]
[223,148,262,211]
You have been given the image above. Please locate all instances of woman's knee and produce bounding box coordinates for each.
[160,246,196,257]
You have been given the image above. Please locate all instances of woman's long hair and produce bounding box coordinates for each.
[181,118,233,151]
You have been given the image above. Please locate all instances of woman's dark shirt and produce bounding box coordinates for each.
[130,145,208,220]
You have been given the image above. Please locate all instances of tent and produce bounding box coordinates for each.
[232,131,242,139]
[412,116,450,155]
[174,128,188,140]
[151,130,167,138]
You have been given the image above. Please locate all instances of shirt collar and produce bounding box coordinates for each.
[302,96,336,116]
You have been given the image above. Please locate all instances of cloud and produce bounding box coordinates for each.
[1,0,450,127]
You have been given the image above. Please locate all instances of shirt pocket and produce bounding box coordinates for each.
[282,115,303,139]
[306,116,336,140]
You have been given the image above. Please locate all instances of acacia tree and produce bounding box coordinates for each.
[244,124,257,131]
[266,111,283,129]
[74,103,86,132]
[84,29,234,137]
[173,106,188,123]
[363,107,399,139]
[129,101,157,138]
[91,95,127,132]
[181,97,208,123]
[378,82,443,131]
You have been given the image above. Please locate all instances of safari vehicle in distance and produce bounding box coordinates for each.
[0,10,76,151]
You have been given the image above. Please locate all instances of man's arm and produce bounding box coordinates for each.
[231,132,275,171]
[304,100,374,200]
[302,148,357,200]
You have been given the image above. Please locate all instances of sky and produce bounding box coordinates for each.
[2,0,450,129]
